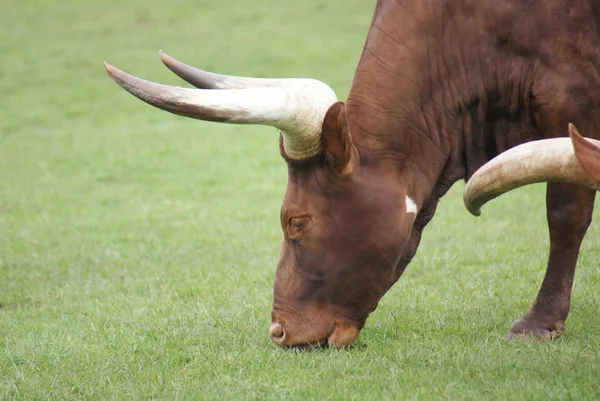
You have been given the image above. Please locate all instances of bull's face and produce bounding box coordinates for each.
[270,103,414,348]
[104,54,410,349]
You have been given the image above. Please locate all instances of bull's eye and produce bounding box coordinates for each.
[288,216,310,236]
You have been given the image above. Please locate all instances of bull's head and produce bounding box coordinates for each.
[105,52,600,349]
[105,53,415,348]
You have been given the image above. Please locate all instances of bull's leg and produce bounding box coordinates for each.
[507,182,595,340]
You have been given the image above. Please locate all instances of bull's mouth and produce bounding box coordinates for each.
[269,321,361,349]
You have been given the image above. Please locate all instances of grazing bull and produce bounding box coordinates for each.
[105,0,600,348]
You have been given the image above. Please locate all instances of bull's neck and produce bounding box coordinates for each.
[341,1,463,209]
[345,98,457,211]
[344,0,527,210]
[344,63,463,211]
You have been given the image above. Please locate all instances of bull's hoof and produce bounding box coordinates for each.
[506,319,566,341]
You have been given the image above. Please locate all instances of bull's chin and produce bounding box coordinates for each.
[327,324,361,349]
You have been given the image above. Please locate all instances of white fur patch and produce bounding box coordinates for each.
[405,195,417,215]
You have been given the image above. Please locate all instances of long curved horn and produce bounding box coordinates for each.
[159,51,328,92]
[464,124,600,216]
[104,61,337,160]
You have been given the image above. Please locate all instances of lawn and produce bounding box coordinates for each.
[1,0,600,399]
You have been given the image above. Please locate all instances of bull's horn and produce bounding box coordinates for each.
[464,124,600,216]
[158,50,331,92]
[104,61,337,160]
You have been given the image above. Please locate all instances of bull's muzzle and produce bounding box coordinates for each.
[269,320,361,349]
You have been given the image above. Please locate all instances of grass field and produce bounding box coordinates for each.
[2,0,600,399]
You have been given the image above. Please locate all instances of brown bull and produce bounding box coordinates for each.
[105,0,600,348]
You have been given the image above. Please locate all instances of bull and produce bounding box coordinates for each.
[104,0,600,348]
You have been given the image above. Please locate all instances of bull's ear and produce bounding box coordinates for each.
[569,124,600,183]
[321,101,357,177]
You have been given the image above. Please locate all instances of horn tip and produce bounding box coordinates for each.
[158,50,172,64]
[465,202,482,216]
[104,61,116,76]
[469,208,481,217]
[103,63,130,87]
[464,193,482,216]
[568,123,581,139]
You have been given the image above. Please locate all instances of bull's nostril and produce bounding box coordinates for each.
[269,322,285,343]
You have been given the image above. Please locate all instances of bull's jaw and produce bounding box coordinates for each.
[327,323,361,349]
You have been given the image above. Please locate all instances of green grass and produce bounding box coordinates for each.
[1,0,600,399]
